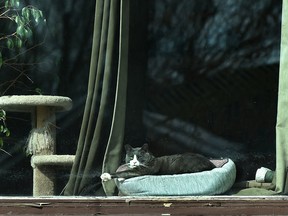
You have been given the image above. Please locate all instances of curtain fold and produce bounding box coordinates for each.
[275,0,288,194]
[64,0,129,196]
[102,0,129,195]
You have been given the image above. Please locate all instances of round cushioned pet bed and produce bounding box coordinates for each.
[115,158,236,196]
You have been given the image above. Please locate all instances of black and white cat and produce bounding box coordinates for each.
[100,143,215,182]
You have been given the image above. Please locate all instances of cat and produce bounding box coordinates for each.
[100,143,216,182]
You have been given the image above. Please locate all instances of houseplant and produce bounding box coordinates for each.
[0,0,45,152]
[0,108,10,154]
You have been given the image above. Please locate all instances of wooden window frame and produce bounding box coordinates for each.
[0,196,288,215]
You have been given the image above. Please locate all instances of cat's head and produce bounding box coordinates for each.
[124,143,154,168]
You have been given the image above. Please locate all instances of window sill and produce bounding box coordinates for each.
[0,196,287,215]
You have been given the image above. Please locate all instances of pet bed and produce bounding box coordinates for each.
[115,158,236,196]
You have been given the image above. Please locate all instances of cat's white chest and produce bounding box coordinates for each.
[129,155,140,168]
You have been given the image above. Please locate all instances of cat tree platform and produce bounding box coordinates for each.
[31,155,75,167]
[0,95,74,196]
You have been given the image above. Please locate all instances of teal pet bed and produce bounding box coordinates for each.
[115,158,236,196]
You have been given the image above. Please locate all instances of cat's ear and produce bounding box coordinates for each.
[124,144,132,152]
[141,143,149,152]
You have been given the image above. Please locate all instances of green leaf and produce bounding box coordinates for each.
[0,109,6,119]
[16,38,23,48]
[10,0,19,7]
[15,0,20,7]
[0,52,2,69]
[3,128,10,137]
[0,139,3,149]
[39,10,43,18]
[25,27,33,38]
[31,8,41,23]
[15,15,21,24]
[7,38,14,49]
[5,0,9,8]
[16,24,25,37]
[22,7,30,21]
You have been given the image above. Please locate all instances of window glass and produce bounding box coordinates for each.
[0,0,282,196]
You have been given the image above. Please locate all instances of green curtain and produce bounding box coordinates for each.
[64,0,129,196]
[275,0,288,194]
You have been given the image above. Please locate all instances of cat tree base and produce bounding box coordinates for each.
[31,155,75,196]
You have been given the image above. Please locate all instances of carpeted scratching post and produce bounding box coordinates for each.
[0,95,74,196]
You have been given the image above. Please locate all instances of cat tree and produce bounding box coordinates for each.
[0,95,75,196]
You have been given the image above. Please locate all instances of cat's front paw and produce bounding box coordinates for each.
[117,177,125,182]
[101,173,112,182]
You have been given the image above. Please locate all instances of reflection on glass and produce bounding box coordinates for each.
[0,0,281,196]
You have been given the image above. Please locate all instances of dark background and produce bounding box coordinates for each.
[0,0,281,195]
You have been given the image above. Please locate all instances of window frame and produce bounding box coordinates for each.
[0,196,288,215]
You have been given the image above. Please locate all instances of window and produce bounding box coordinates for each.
[0,0,284,199]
